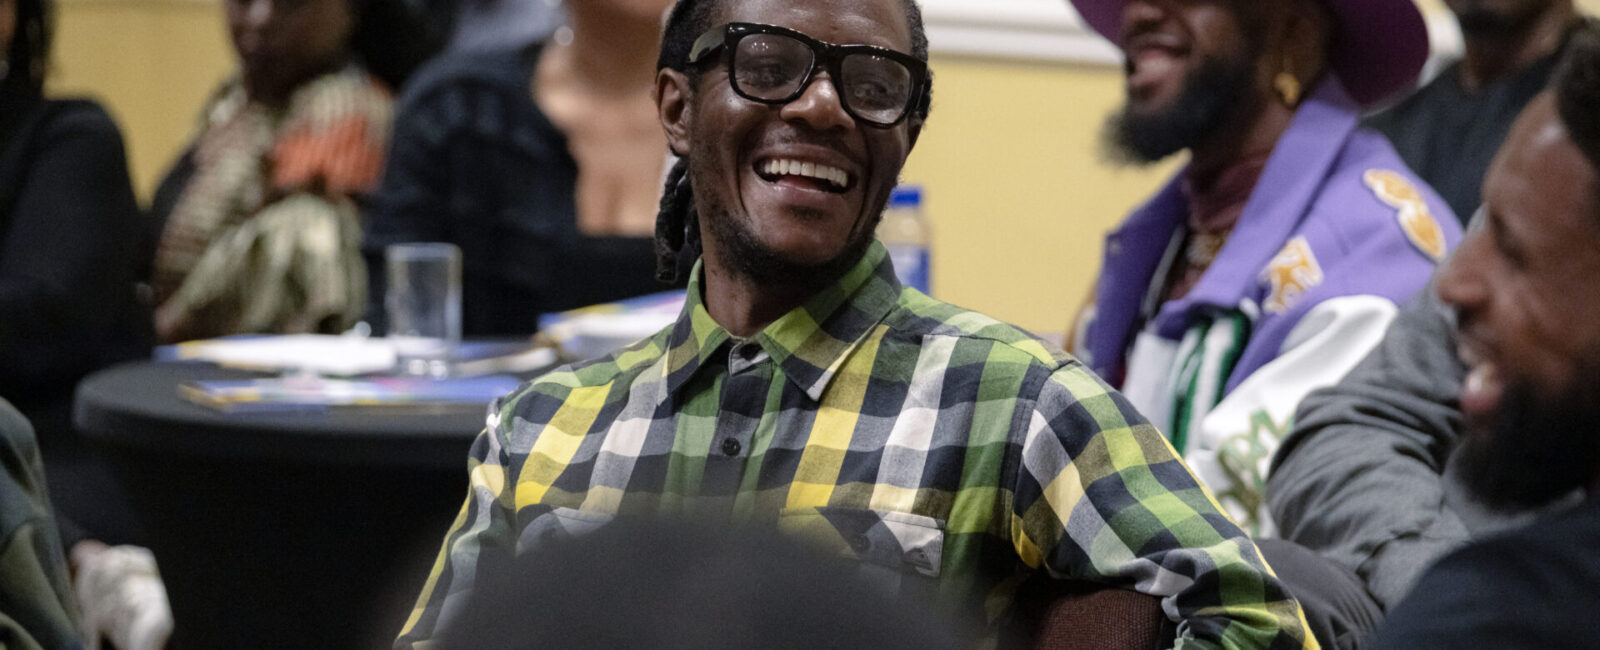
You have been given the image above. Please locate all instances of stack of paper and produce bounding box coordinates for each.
[167,335,399,376]
[180,375,524,413]
[164,335,558,378]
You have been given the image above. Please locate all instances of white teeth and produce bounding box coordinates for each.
[761,158,850,189]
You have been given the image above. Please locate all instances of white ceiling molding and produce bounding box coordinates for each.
[920,0,1121,65]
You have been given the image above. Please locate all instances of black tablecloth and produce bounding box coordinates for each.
[74,361,501,649]
[76,362,494,468]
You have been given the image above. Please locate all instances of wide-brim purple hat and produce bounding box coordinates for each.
[1068,0,1430,106]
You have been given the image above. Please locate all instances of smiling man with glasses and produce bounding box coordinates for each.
[394,0,1313,647]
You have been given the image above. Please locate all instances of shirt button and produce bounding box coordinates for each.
[850,534,871,553]
[721,438,741,456]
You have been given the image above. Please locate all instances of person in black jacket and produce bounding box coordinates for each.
[1,0,171,647]
[0,0,152,548]
[1366,0,1587,223]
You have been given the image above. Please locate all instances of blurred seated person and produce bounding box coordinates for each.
[363,0,680,338]
[148,0,437,343]
[1,2,171,647]
[0,393,170,650]
[0,0,152,546]
[0,396,81,650]
[1365,0,1587,224]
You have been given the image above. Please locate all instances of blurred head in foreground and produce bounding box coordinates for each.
[436,520,972,650]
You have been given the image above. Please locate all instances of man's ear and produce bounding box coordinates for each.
[906,120,923,154]
[657,68,694,157]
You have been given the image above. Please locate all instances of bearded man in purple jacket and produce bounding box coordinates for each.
[1064,0,1463,646]
[1067,0,1461,535]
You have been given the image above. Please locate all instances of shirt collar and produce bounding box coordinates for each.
[663,241,901,401]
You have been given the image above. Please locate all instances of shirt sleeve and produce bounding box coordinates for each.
[1266,283,1472,608]
[395,398,523,648]
[1009,362,1316,650]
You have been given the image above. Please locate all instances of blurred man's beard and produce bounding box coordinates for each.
[1454,359,1600,511]
[1102,55,1257,165]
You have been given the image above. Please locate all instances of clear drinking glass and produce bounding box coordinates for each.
[385,243,462,377]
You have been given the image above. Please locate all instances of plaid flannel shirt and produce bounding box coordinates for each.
[398,242,1315,649]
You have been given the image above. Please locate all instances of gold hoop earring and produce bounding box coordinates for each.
[1274,71,1302,107]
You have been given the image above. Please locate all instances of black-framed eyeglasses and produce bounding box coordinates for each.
[687,22,931,128]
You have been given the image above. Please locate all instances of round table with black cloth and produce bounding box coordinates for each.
[75,361,498,649]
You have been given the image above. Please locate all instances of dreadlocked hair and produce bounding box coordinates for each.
[650,0,934,283]
[651,0,719,283]
[654,156,699,282]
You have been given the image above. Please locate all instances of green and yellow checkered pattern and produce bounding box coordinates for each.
[397,242,1315,649]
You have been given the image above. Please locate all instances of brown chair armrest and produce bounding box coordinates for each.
[1009,578,1177,650]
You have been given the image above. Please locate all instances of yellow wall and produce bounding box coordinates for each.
[900,57,1178,334]
[49,0,234,197]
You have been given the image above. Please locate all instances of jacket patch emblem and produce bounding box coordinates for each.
[1262,236,1323,315]
[1364,169,1447,262]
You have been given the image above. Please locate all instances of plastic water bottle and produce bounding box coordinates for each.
[878,185,931,294]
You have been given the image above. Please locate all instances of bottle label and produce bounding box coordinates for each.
[887,244,930,295]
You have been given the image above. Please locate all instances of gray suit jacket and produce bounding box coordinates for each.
[0,397,81,649]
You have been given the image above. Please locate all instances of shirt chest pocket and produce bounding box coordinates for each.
[517,506,616,550]
[778,508,945,579]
